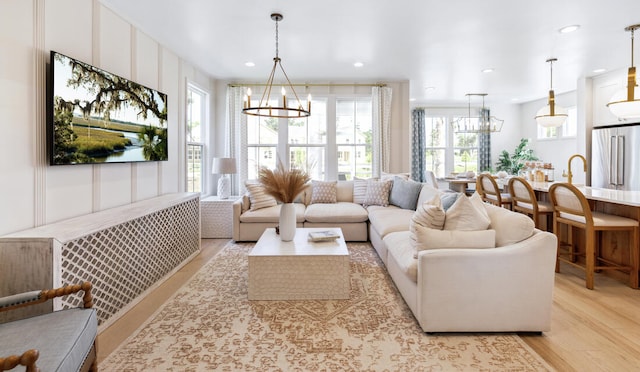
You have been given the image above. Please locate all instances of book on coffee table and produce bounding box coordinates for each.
[308,230,341,242]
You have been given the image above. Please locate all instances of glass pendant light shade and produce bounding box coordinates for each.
[535,101,568,127]
[608,24,640,119]
[607,81,640,119]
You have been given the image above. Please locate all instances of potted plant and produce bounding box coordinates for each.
[495,138,538,175]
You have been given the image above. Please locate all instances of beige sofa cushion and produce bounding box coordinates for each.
[239,203,306,223]
[484,203,535,246]
[411,225,496,258]
[368,206,414,238]
[384,231,417,282]
[304,202,368,223]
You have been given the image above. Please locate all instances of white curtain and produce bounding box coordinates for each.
[372,86,393,177]
[225,86,247,196]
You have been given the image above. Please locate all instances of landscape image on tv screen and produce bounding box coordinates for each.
[50,51,168,165]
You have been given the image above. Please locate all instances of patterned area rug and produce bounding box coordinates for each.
[101,242,553,371]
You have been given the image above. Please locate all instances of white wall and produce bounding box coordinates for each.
[0,0,214,236]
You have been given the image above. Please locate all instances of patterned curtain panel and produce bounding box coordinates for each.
[411,109,426,182]
[478,108,492,172]
[226,86,247,195]
[372,86,393,177]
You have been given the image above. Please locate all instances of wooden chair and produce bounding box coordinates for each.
[476,174,512,209]
[0,282,97,372]
[508,176,553,230]
[549,183,639,289]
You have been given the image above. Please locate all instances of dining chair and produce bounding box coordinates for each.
[477,174,512,209]
[549,182,639,289]
[425,170,439,189]
[508,177,553,230]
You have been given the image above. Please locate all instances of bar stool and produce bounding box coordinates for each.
[508,177,553,230]
[549,183,639,289]
[477,174,512,209]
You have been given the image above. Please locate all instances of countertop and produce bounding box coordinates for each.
[527,181,640,207]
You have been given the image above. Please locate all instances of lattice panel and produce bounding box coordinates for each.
[60,197,200,324]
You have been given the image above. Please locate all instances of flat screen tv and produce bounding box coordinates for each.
[49,51,168,165]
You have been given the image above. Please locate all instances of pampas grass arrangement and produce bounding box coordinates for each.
[258,160,310,203]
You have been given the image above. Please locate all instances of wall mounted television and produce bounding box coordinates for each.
[49,51,168,165]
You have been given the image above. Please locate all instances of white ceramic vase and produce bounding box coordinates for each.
[279,203,296,241]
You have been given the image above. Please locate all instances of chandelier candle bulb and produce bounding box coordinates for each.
[281,87,287,107]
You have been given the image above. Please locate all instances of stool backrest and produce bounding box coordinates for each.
[478,174,502,204]
[508,177,536,211]
[548,182,593,226]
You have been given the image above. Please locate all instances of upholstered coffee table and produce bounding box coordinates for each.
[248,227,350,300]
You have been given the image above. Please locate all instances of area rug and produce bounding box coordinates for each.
[101,242,553,371]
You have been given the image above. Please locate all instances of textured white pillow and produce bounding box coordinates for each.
[444,194,491,231]
[364,179,392,207]
[411,225,496,258]
[353,178,368,205]
[245,182,277,211]
[310,180,337,204]
[411,196,446,230]
[484,203,535,246]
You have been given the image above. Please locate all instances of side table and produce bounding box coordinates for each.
[200,195,239,238]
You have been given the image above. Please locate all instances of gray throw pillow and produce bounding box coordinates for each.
[440,192,462,211]
[389,176,423,210]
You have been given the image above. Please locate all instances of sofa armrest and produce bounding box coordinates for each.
[232,198,244,241]
[416,230,557,332]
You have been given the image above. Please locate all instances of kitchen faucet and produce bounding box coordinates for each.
[562,154,587,184]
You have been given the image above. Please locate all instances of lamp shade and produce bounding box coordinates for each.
[607,86,640,119]
[535,104,568,127]
[212,157,237,175]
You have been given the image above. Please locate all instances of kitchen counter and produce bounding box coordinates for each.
[527,181,640,207]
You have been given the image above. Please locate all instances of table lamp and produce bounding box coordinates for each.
[212,157,236,199]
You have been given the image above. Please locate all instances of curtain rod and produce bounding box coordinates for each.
[228,83,387,88]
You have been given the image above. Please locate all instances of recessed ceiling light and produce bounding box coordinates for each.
[482,68,494,73]
[559,25,580,34]
[593,68,606,73]
[424,86,436,92]
[245,62,255,67]
[353,62,364,68]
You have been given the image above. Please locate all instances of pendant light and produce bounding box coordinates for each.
[535,58,568,127]
[242,13,311,119]
[452,93,503,133]
[607,24,640,119]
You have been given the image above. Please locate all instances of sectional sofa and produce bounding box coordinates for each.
[232,178,557,332]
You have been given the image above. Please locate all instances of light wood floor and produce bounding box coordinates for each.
[97,239,640,370]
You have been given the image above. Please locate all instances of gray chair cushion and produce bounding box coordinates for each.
[0,308,97,371]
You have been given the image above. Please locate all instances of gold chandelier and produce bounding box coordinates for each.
[607,24,640,119]
[452,93,503,133]
[242,13,311,118]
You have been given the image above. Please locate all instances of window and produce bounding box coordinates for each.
[186,84,208,193]
[537,106,577,139]
[336,98,372,180]
[423,111,479,177]
[244,94,372,181]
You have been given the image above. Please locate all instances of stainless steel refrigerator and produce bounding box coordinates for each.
[591,123,640,190]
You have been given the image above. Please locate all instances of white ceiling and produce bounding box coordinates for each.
[99,0,640,107]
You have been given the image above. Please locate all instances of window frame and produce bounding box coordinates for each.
[186,83,209,194]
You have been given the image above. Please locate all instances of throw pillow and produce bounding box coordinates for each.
[411,196,446,230]
[363,179,392,207]
[411,225,496,258]
[310,180,337,204]
[440,192,461,211]
[389,176,423,210]
[245,182,278,211]
[353,178,368,205]
[381,172,411,182]
[443,194,491,231]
